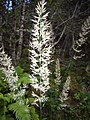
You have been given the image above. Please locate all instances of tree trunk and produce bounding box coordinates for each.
[11,0,17,65]
[0,15,4,48]
[16,0,25,63]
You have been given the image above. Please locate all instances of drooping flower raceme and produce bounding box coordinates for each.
[29,0,53,105]
[73,16,90,60]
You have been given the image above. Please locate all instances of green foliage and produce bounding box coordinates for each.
[0,93,10,103]
[17,48,30,73]
[8,102,39,120]
[28,98,35,104]
[30,106,39,120]
[0,66,39,120]
[15,66,31,85]
[0,71,13,120]
[0,70,8,92]
[9,102,31,120]
[19,73,31,84]
[42,59,90,120]
[15,66,24,77]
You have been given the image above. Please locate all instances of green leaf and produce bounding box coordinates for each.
[30,106,35,114]
[15,66,24,77]
[9,102,31,120]
[74,92,81,100]
[30,107,39,120]
[28,98,34,104]
[0,93,10,103]
[19,73,31,84]
[0,115,6,120]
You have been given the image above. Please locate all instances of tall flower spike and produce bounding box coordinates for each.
[73,16,90,60]
[29,0,53,105]
[60,76,71,107]
[55,58,61,86]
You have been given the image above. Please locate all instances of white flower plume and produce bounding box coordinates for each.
[0,47,26,104]
[0,47,18,91]
[73,16,90,60]
[55,58,61,85]
[29,0,53,105]
[60,76,71,107]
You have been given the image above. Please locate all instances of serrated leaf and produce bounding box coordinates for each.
[9,102,31,120]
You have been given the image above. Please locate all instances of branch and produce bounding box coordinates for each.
[16,29,31,33]
[54,1,79,30]
[52,26,66,48]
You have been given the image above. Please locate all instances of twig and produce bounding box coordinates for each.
[52,26,66,48]
[54,1,79,30]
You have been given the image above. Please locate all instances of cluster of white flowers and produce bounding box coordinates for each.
[60,76,71,107]
[55,58,61,86]
[73,16,90,60]
[0,47,26,104]
[0,47,18,91]
[29,0,53,105]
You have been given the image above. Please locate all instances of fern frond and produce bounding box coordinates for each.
[9,102,31,120]
[0,93,10,103]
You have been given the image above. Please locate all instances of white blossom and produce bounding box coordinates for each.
[60,76,71,107]
[55,58,61,86]
[73,16,90,60]
[0,47,26,105]
[0,47,18,91]
[29,0,53,105]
